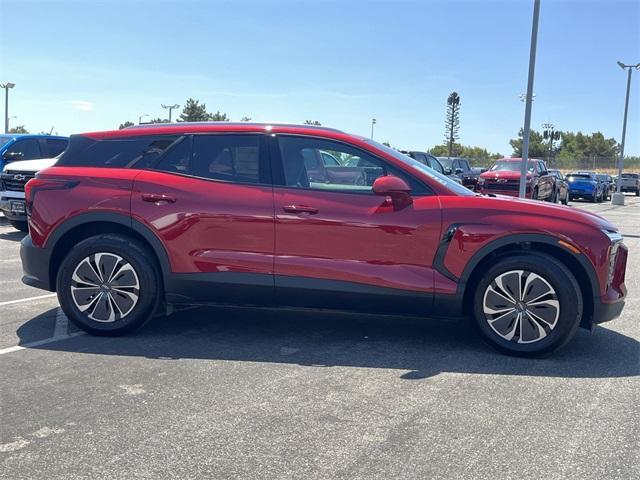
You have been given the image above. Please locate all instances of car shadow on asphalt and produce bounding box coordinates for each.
[16,306,639,380]
[0,229,27,242]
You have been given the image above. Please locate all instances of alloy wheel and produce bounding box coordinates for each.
[482,270,560,344]
[70,253,140,322]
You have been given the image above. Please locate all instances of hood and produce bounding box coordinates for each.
[3,157,58,173]
[480,170,530,181]
[481,194,615,231]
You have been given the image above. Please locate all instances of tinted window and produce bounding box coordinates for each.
[45,138,68,157]
[277,136,429,194]
[154,137,191,174]
[6,138,41,160]
[57,135,179,168]
[191,134,263,184]
[460,159,470,171]
[427,156,445,174]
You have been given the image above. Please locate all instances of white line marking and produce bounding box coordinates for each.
[0,293,56,307]
[0,331,85,355]
[53,308,69,338]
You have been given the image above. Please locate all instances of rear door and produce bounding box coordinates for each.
[132,133,275,305]
[270,135,442,314]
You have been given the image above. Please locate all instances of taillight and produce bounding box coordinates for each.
[25,178,79,213]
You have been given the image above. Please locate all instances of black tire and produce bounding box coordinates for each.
[562,193,568,205]
[532,188,539,200]
[591,194,597,203]
[8,219,28,232]
[472,252,583,357]
[635,189,639,197]
[56,234,161,336]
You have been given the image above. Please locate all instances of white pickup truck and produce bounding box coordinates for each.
[0,158,57,231]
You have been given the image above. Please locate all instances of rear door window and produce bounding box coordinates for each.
[190,134,269,184]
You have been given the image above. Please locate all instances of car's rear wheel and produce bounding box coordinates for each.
[56,234,160,336]
[9,219,28,232]
[472,252,582,356]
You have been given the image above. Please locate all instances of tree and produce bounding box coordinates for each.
[8,125,29,134]
[509,129,548,158]
[209,110,230,121]
[429,144,501,166]
[304,120,322,126]
[148,118,170,124]
[178,98,211,122]
[382,141,391,147]
[118,121,134,130]
[240,116,252,122]
[444,92,461,157]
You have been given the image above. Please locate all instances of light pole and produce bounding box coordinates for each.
[161,104,180,122]
[7,115,16,130]
[518,0,540,199]
[612,61,640,205]
[371,118,377,139]
[139,113,150,124]
[1,82,16,134]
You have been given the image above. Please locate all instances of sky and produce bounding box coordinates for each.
[0,0,639,155]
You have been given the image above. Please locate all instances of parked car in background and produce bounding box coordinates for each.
[0,157,59,231]
[402,151,462,184]
[464,167,487,191]
[595,173,615,201]
[566,172,605,203]
[0,134,68,172]
[619,172,639,196]
[547,169,569,205]
[477,158,555,200]
[437,157,476,189]
[19,122,628,356]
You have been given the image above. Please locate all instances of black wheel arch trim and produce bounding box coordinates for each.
[434,226,601,300]
[45,211,172,284]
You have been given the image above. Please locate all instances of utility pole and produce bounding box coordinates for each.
[139,113,149,124]
[518,0,540,199]
[1,82,16,134]
[161,104,180,123]
[371,118,376,139]
[612,61,640,205]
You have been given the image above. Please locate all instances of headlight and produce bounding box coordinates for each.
[478,177,485,185]
[602,229,624,285]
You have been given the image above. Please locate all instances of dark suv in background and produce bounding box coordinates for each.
[437,157,477,190]
[20,123,627,356]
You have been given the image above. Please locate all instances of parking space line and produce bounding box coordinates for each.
[0,293,56,307]
[0,308,85,356]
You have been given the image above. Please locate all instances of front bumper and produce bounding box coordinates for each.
[0,197,27,221]
[20,234,54,291]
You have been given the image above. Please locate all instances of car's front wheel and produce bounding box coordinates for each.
[56,234,160,336]
[472,252,583,356]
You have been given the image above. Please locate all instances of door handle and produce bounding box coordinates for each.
[141,193,176,204]
[282,204,319,214]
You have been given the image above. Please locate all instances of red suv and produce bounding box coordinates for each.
[20,123,627,356]
[478,158,555,200]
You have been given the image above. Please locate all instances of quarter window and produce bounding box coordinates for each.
[45,139,69,157]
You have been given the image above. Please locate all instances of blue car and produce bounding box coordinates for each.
[0,134,69,172]
[566,172,604,203]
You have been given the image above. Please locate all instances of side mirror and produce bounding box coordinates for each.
[2,151,23,162]
[455,168,463,174]
[373,175,412,209]
[444,167,452,175]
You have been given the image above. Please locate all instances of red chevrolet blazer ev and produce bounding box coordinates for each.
[20,123,628,356]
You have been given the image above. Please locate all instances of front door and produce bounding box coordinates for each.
[131,133,275,305]
[271,135,442,314]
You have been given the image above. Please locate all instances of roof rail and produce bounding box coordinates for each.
[125,121,344,134]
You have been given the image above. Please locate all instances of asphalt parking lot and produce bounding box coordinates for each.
[1,197,638,480]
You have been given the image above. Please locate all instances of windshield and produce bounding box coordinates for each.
[364,140,474,196]
[621,173,638,178]
[566,174,592,180]
[438,157,453,168]
[490,161,535,172]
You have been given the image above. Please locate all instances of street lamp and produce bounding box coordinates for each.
[371,118,377,139]
[161,104,180,123]
[518,0,540,199]
[139,113,150,124]
[1,82,16,134]
[612,61,640,206]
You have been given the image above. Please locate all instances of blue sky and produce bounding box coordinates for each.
[1,0,638,155]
